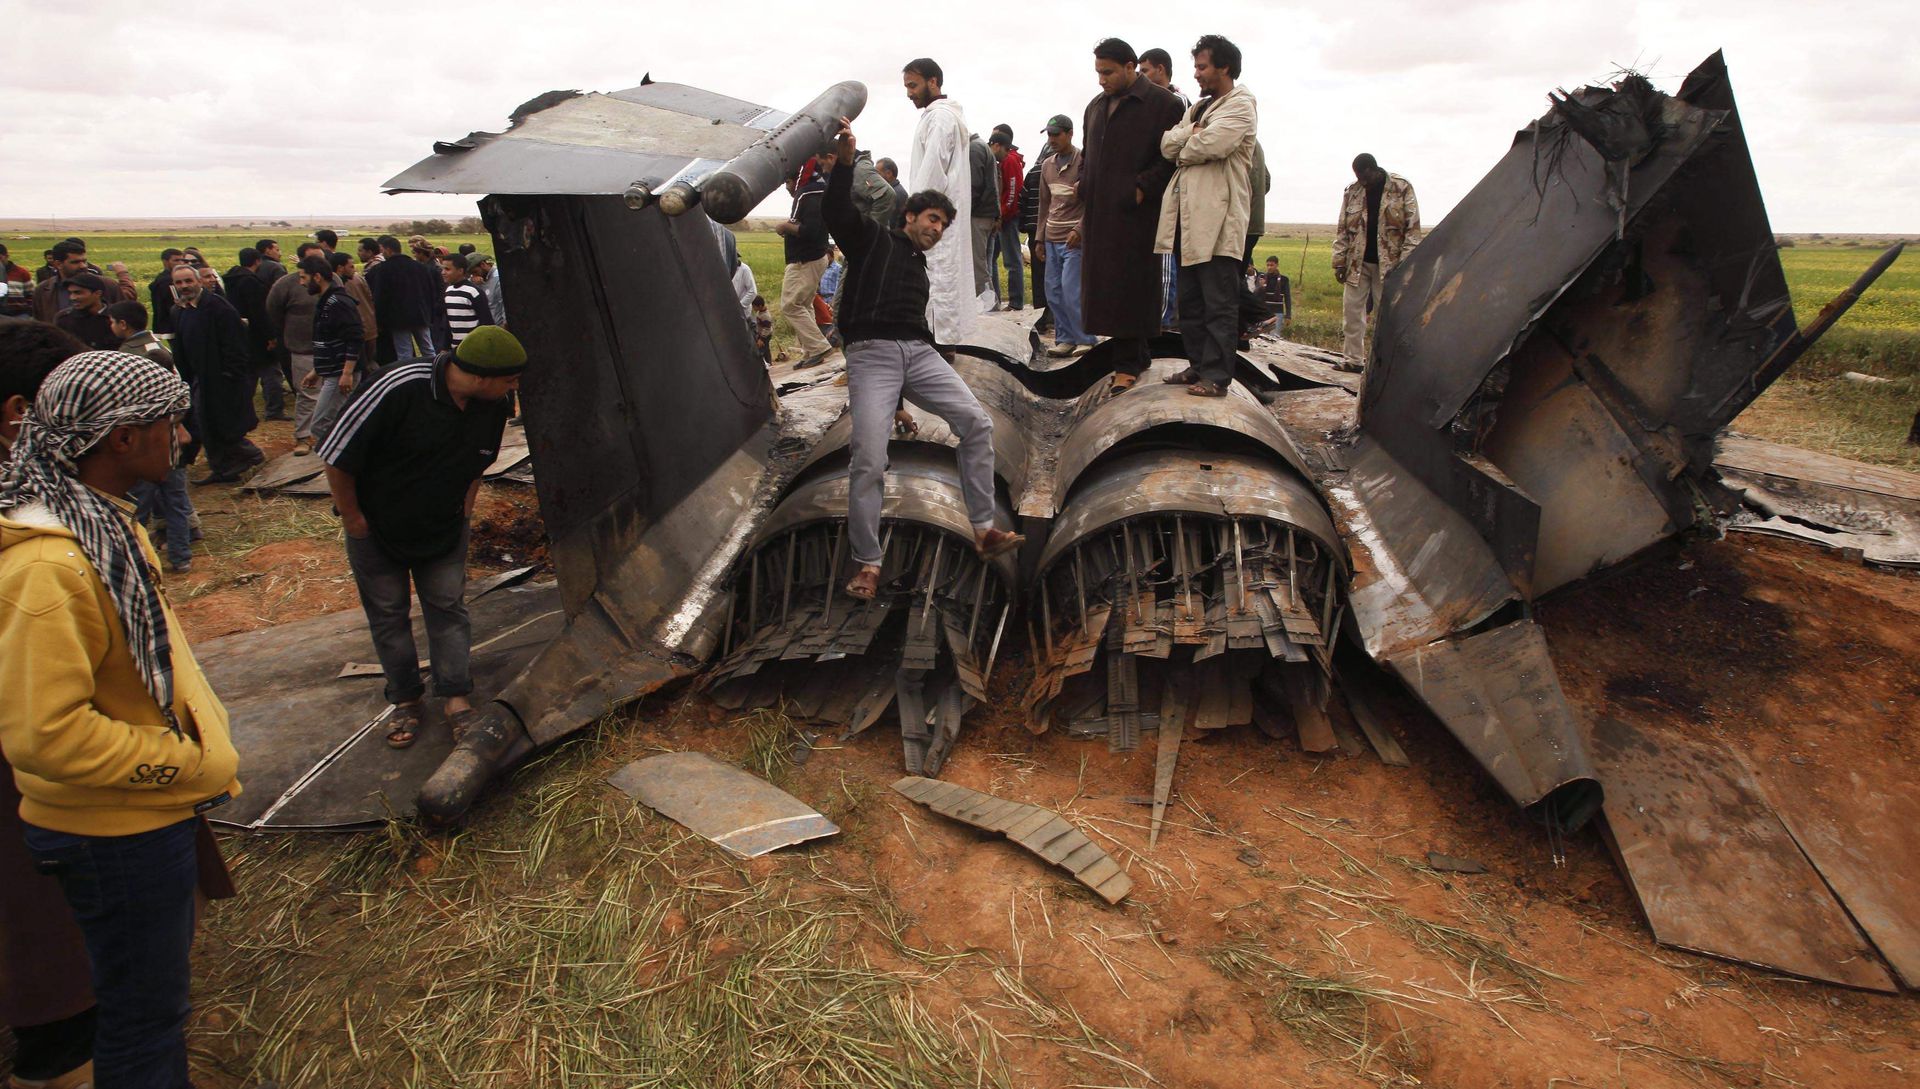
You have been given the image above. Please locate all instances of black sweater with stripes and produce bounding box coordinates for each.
[824,160,934,347]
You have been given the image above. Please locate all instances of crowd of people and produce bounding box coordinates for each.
[766,38,1416,393]
[2,223,526,1087]
[0,34,1425,1089]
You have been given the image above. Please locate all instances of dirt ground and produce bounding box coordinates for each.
[144,416,1919,1087]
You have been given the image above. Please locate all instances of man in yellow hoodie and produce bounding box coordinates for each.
[0,349,241,1089]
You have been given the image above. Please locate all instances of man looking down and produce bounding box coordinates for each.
[823,118,1023,601]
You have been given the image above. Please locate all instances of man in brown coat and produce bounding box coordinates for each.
[1078,37,1183,391]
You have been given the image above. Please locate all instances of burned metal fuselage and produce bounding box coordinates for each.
[379,57,1827,841]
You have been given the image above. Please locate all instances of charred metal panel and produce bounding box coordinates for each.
[1717,432,1920,568]
[1360,53,1794,594]
[1591,716,1896,991]
[1385,620,1599,824]
[482,195,769,615]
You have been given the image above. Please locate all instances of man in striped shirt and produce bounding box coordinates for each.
[437,254,493,350]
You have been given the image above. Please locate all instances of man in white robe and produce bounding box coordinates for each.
[903,57,989,344]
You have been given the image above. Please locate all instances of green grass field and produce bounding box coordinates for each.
[15,229,1914,467]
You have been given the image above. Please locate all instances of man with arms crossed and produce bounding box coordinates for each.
[823,118,1023,601]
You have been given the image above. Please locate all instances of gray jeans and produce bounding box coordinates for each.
[289,353,318,439]
[845,339,997,566]
[345,526,472,705]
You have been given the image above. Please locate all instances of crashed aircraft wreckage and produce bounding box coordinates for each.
[208,54,1912,990]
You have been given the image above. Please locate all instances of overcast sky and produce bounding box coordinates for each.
[5,0,1915,231]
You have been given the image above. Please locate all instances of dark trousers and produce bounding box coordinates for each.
[1108,337,1152,379]
[132,468,194,567]
[250,359,286,417]
[990,219,1025,309]
[1177,255,1242,388]
[346,527,473,705]
[23,817,201,1089]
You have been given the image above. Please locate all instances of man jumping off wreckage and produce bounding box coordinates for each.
[824,117,1024,601]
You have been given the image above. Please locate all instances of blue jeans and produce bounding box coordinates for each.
[991,220,1025,309]
[23,817,201,1089]
[132,468,194,568]
[1043,242,1094,346]
[391,327,436,361]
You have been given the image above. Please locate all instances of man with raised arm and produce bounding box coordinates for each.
[823,117,1023,601]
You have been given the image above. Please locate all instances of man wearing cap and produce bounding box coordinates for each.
[987,126,1025,310]
[1034,114,1094,358]
[1080,37,1184,391]
[0,349,241,1089]
[468,252,505,330]
[319,326,527,750]
[54,273,122,351]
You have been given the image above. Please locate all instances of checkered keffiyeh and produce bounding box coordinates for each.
[0,351,193,734]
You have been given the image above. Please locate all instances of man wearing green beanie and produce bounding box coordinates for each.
[317,325,528,749]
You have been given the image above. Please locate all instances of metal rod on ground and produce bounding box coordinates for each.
[983,604,1010,686]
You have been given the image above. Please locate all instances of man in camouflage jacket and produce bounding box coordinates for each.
[1332,154,1419,365]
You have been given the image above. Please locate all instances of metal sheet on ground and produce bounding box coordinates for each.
[240,451,325,492]
[201,583,564,829]
[1766,766,1920,989]
[1716,432,1920,568]
[1589,716,1896,992]
[607,751,838,857]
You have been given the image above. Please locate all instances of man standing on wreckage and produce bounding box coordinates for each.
[824,116,1025,601]
[902,58,991,345]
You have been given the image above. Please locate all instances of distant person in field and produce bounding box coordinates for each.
[847,146,900,229]
[1137,47,1193,107]
[315,229,339,254]
[319,325,530,751]
[1256,255,1292,330]
[303,255,366,443]
[967,129,1000,299]
[33,240,131,324]
[751,295,774,364]
[366,234,441,362]
[876,157,910,229]
[54,272,121,351]
[1333,152,1420,366]
[193,265,224,297]
[266,242,330,454]
[987,125,1025,310]
[1077,37,1183,390]
[1156,34,1258,398]
[1034,114,1094,358]
[1018,141,1048,331]
[0,321,100,1089]
[0,244,31,318]
[904,57,987,343]
[147,248,186,340]
[776,153,836,368]
[468,252,505,329]
[0,349,242,1089]
[438,253,493,351]
[331,250,380,371]
[822,118,1022,602]
[223,248,286,422]
[357,237,382,269]
[407,235,436,265]
[254,239,287,285]
[110,301,200,574]
[170,262,263,482]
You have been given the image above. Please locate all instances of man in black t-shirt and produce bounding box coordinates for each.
[318,325,527,750]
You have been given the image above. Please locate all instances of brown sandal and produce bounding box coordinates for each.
[1163,367,1199,385]
[1109,373,1138,395]
[386,702,423,749]
[975,528,1026,558]
[446,706,482,745]
[844,566,881,600]
[1186,381,1229,398]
